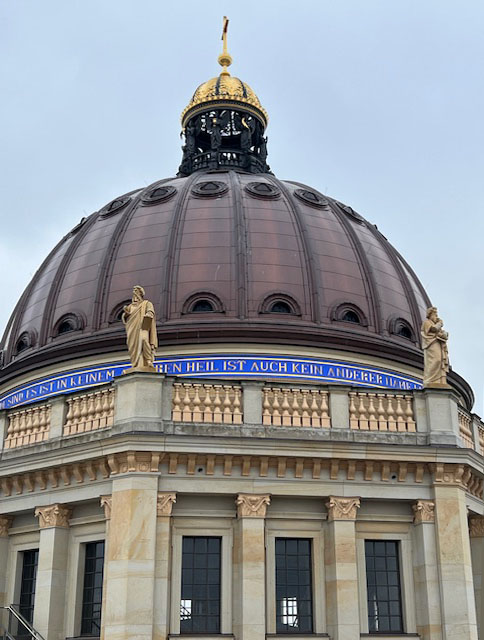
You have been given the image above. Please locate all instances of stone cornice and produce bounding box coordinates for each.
[157,492,177,517]
[326,496,360,521]
[469,516,484,538]
[35,503,71,528]
[0,515,13,537]
[412,499,435,524]
[236,493,271,518]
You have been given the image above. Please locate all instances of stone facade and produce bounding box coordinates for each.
[0,373,482,640]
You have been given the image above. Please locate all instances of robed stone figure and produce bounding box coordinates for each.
[421,306,450,387]
[122,285,158,373]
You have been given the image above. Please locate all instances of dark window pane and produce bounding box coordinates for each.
[19,550,38,624]
[180,536,221,633]
[275,538,313,634]
[80,540,105,635]
[365,539,403,634]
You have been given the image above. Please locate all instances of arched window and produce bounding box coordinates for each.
[389,317,414,341]
[182,293,224,315]
[15,332,34,355]
[342,310,360,324]
[109,301,131,324]
[54,313,83,337]
[331,303,368,327]
[260,295,301,316]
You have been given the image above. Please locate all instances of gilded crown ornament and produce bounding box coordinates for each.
[178,17,270,176]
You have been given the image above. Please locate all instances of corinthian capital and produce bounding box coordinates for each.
[469,516,484,538]
[100,495,112,520]
[326,496,360,521]
[157,492,177,517]
[35,504,71,529]
[412,500,435,524]
[0,515,13,537]
[236,493,271,518]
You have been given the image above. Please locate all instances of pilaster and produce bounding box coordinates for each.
[411,500,442,640]
[241,382,264,424]
[0,516,12,607]
[424,388,461,446]
[233,493,270,640]
[33,503,72,640]
[103,473,158,640]
[153,492,176,640]
[113,372,164,427]
[325,496,360,640]
[328,386,350,429]
[432,469,478,639]
[48,395,66,439]
[469,516,484,639]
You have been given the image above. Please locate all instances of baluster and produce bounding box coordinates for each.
[93,392,103,429]
[37,406,47,441]
[404,395,416,432]
[64,398,74,435]
[310,390,321,427]
[223,386,233,424]
[31,407,40,443]
[301,390,310,427]
[357,394,369,430]
[24,409,33,445]
[182,384,192,421]
[203,385,213,423]
[386,395,396,431]
[272,388,282,426]
[233,386,242,425]
[72,396,82,433]
[376,394,387,431]
[262,388,272,425]
[395,395,405,431]
[213,385,223,423]
[172,383,182,421]
[100,390,110,428]
[291,390,301,427]
[368,393,378,430]
[320,392,330,428]
[349,392,358,429]
[108,388,115,426]
[85,393,96,432]
[281,389,291,426]
[79,395,89,433]
[192,384,203,422]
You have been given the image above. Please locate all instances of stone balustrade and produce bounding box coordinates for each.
[262,386,331,427]
[4,403,51,449]
[478,423,484,456]
[458,407,474,449]
[172,382,243,424]
[63,387,115,436]
[349,391,416,432]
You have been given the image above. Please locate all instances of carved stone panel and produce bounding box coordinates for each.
[326,496,360,521]
[35,504,71,529]
[236,493,271,518]
[469,516,484,538]
[157,492,177,517]
[413,500,435,524]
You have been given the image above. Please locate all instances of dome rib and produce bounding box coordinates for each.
[159,172,200,322]
[270,177,322,324]
[327,197,383,333]
[38,214,99,346]
[91,187,146,330]
[230,171,248,319]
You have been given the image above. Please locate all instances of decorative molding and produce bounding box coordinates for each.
[326,496,360,521]
[100,495,112,520]
[35,503,71,528]
[412,500,435,524]
[236,493,271,518]
[157,492,177,517]
[469,516,484,538]
[0,515,13,537]
[107,451,162,475]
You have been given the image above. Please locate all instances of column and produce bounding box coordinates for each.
[325,496,360,640]
[33,504,71,640]
[411,500,443,640]
[433,466,478,640]
[233,493,270,640]
[469,516,484,638]
[153,492,176,640]
[0,516,12,607]
[103,472,158,640]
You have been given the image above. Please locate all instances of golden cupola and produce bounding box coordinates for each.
[178,17,270,176]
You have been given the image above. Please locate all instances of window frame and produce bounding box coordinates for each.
[266,520,325,636]
[170,519,233,636]
[356,527,416,635]
[80,539,105,636]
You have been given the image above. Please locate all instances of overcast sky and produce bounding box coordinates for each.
[0,1,483,413]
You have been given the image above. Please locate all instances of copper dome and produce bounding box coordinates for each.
[1,169,434,384]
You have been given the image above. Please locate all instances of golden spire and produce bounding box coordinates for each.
[217,16,232,76]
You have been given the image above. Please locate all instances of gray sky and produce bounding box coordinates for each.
[1,1,483,413]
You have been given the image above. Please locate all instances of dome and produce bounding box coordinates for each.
[181,74,268,129]
[2,171,434,381]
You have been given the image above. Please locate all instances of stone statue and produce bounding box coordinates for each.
[421,306,450,387]
[122,285,158,373]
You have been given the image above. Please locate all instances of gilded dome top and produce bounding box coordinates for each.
[181,74,268,129]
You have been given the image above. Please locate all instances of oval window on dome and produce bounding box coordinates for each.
[245,182,280,199]
[142,185,177,205]
[294,188,327,208]
[192,181,228,197]
[99,196,131,218]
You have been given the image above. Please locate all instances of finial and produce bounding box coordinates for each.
[218,16,232,76]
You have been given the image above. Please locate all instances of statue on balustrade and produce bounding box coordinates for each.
[122,285,158,373]
[421,306,450,387]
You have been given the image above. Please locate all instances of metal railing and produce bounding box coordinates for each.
[0,606,44,640]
